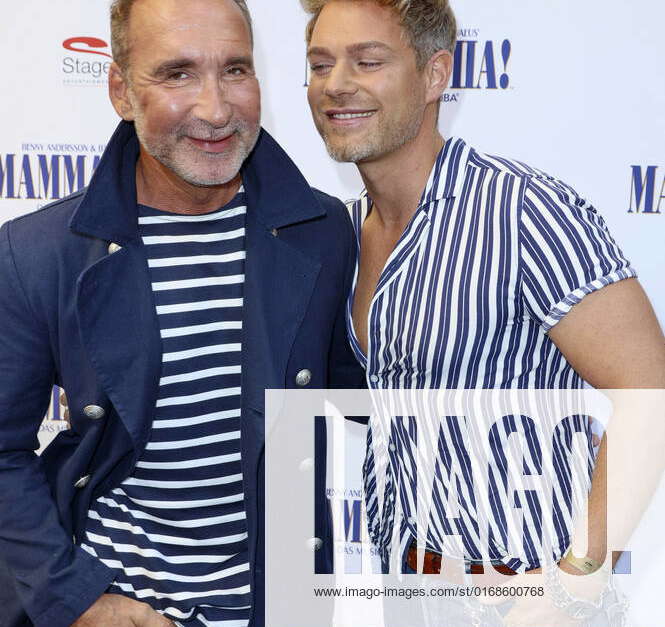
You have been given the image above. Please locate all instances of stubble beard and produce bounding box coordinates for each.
[318,106,424,164]
[133,108,260,187]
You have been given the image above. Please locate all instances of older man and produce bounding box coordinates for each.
[0,1,362,626]
[304,0,665,625]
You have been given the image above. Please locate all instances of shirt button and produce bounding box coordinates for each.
[369,375,379,384]
[407,516,417,526]
[83,405,105,420]
[389,443,396,453]
[74,475,91,489]
[295,369,312,387]
[307,537,323,551]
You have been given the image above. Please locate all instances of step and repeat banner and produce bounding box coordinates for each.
[1,1,663,624]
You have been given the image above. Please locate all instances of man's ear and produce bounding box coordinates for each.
[425,49,453,105]
[108,62,135,121]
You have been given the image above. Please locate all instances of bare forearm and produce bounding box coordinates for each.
[567,391,665,575]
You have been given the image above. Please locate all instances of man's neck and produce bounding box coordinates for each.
[135,148,241,215]
[357,126,444,231]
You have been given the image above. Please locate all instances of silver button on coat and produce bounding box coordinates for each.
[108,242,122,254]
[307,537,323,551]
[295,369,312,387]
[83,404,105,420]
[74,475,91,489]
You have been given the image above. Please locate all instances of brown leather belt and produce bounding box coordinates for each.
[406,543,518,577]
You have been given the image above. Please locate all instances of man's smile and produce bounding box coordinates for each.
[186,133,236,153]
[324,109,377,126]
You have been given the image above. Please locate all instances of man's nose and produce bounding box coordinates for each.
[194,78,233,127]
[323,62,358,99]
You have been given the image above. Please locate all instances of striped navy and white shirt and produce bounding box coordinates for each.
[82,190,251,626]
[347,138,636,572]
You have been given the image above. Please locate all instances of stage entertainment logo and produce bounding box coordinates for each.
[61,36,112,86]
[628,165,663,214]
[0,142,105,204]
[444,28,513,104]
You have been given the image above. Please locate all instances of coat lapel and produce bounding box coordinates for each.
[239,129,326,415]
[71,121,161,451]
[241,211,322,415]
[75,243,162,451]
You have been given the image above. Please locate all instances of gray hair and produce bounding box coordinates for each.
[301,0,456,69]
[110,0,254,71]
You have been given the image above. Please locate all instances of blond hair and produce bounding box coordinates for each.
[301,0,456,69]
[110,0,254,72]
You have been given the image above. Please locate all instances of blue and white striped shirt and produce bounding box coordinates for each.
[347,138,636,571]
[83,190,251,626]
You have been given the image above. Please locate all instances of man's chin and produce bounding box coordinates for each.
[180,172,241,187]
[324,142,375,164]
[164,154,245,188]
[168,160,241,187]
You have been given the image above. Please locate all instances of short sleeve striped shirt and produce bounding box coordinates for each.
[82,190,251,626]
[347,139,636,571]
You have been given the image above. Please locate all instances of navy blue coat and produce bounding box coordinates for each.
[0,121,363,627]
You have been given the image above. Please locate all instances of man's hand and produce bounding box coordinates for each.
[72,594,175,626]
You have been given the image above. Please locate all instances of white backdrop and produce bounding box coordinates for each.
[1,1,663,624]
[2,2,662,312]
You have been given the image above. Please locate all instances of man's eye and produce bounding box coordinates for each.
[310,63,332,74]
[167,71,189,81]
[358,61,382,69]
[227,67,247,76]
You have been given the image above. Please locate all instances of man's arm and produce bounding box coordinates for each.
[503,279,665,627]
[0,221,118,626]
[549,278,665,388]
[517,171,665,570]
[501,172,665,624]
[548,277,665,566]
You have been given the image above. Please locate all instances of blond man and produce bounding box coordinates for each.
[303,1,665,625]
